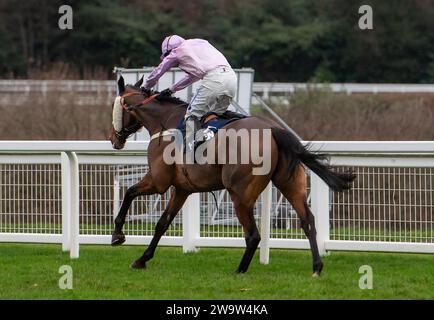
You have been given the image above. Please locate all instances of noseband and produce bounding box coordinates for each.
[115,91,160,140]
[115,122,144,141]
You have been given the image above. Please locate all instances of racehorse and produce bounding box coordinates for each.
[109,76,356,276]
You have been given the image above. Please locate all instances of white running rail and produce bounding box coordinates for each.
[253,83,434,99]
[1,141,434,263]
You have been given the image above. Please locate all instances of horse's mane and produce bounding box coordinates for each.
[140,87,188,107]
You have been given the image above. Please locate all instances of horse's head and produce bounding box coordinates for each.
[110,77,187,149]
[109,76,146,150]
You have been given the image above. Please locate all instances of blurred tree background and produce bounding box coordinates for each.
[0,0,433,82]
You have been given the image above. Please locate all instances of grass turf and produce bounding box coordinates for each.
[0,243,433,299]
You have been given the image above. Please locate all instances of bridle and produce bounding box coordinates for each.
[114,91,160,141]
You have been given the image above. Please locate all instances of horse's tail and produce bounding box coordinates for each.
[271,127,356,192]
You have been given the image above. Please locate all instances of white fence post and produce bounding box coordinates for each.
[113,177,120,221]
[67,152,80,259]
[260,182,272,264]
[61,152,71,252]
[182,192,200,253]
[310,173,330,256]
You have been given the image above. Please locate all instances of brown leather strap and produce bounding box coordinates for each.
[120,92,160,110]
[141,93,160,106]
[203,114,218,124]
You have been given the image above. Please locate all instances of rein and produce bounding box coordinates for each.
[120,92,160,111]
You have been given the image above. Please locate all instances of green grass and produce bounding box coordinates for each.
[0,243,433,300]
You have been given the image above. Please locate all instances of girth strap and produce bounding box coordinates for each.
[150,128,178,141]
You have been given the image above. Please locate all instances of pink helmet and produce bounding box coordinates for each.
[160,35,185,60]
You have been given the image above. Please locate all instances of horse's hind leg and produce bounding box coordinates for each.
[228,190,261,273]
[273,164,323,276]
[131,188,189,269]
[299,200,323,277]
[112,172,157,246]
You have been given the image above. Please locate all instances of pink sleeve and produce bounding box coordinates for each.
[144,51,178,89]
[170,74,200,92]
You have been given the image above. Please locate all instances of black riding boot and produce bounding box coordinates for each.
[185,115,203,152]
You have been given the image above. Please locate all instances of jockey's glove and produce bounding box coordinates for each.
[159,88,173,98]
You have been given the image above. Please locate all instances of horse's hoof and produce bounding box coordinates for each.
[111,232,126,246]
[312,261,323,277]
[236,267,247,274]
[130,260,146,269]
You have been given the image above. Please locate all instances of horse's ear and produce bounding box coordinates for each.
[118,76,125,95]
[134,75,144,88]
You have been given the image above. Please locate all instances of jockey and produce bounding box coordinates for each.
[144,35,237,150]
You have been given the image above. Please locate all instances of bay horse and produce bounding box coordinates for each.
[109,76,355,276]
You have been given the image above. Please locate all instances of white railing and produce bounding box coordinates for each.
[2,80,434,96]
[253,83,434,99]
[1,141,434,264]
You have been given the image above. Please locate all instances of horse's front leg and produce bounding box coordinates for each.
[112,172,157,245]
[131,188,189,269]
